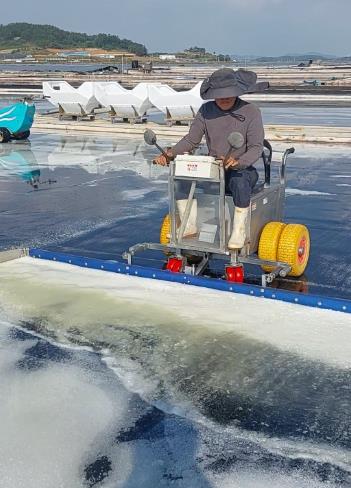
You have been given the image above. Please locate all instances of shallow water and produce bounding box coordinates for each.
[261,105,351,127]
[5,324,346,488]
[0,258,350,487]
[0,131,350,487]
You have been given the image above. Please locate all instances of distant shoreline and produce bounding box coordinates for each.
[1,61,351,71]
[0,62,129,72]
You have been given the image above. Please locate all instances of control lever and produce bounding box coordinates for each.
[144,129,171,164]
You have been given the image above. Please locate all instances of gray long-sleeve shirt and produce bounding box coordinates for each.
[172,98,264,168]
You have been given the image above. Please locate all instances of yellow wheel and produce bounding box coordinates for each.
[258,221,287,272]
[277,223,310,277]
[160,214,171,244]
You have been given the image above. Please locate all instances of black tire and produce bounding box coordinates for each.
[13,130,30,141]
[0,127,11,143]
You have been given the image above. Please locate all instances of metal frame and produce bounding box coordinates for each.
[169,160,227,251]
[58,104,96,121]
[165,107,197,127]
[123,145,295,286]
[123,241,291,285]
[110,106,147,124]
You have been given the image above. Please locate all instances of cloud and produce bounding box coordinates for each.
[208,0,284,7]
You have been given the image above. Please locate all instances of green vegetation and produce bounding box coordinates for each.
[180,46,231,62]
[185,47,207,55]
[0,23,147,55]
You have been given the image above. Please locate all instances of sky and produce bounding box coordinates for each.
[1,0,351,56]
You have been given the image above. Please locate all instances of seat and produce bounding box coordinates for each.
[252,182,265,194]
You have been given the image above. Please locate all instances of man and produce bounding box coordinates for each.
[154,68,266,249]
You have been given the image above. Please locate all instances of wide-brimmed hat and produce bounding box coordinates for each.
[200,68,269,100]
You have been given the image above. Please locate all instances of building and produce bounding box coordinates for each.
[159,54,176,60]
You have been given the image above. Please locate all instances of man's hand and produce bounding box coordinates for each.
[153,148,174,166]
[221,156,239,170]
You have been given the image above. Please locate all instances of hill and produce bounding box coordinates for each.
[0,23,147,56]
[252,54,332,63]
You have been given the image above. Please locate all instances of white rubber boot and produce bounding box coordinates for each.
[177,199,198,237]
[228,206,249,250]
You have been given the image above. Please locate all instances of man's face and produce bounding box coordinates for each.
[215,97,236,111]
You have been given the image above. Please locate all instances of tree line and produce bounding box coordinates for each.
[0,23,147,56]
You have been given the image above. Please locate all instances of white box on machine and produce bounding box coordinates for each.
[174,155,219,179]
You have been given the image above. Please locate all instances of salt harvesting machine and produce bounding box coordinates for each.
[0,101,35,143]
[124,129,310,287]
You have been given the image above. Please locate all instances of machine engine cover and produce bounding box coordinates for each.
[174,155,219,179]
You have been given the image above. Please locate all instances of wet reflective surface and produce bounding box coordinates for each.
[0,131,350,487]
[2,97,351,125]
[261,105,351,127]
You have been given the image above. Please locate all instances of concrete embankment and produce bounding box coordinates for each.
[33,114,351,144]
